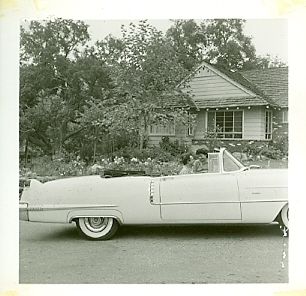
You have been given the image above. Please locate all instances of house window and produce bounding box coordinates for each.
[282,110,288,123]
[265,110,273,139]
[149,122,175,136]
[208,110,243,139]
[187,112,194,136]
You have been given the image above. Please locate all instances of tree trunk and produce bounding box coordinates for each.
[93,140,97,163]
[93,126,97,164]
[139,114,148,151]
[139,133,144,151]
[24,138,29,166]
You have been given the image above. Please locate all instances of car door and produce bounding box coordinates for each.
[159,153,241,221]
[236,168,288,223]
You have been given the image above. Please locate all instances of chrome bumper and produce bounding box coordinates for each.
[19,203,29,221]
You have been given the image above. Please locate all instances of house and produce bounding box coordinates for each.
[148,61,288,152]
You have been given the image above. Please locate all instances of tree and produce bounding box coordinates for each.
[166,19,205,71]
[252,54,287,69]
[166,19,286,72]
[106,21,192,150]
[20,19,112,157]
[20,19,90,64]
[200,19,258,71]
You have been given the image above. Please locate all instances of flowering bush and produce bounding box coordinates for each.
[193,138,288,160]
[21,155,87,177]
[113,146,176,162]
[20,138,288,180]
[20,154,182,179]
[89,156,181,176]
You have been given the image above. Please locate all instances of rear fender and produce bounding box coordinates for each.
[241,201,287,223]
[273,203,289,223]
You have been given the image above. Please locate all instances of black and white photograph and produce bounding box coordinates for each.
[18,18,289,284]
[1,1,306,294]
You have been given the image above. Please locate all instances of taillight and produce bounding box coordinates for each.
[19,202,29,221]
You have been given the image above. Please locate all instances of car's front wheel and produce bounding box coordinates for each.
[76,217,119,240]
[280,204,289,229]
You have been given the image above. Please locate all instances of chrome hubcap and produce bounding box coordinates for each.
[84,217,110,232]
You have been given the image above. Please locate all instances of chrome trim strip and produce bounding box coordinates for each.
[24,200,287,210]
[241,200,287,204]
[151,201,241,205]
[27,204,117,211]
[69,215,123,224]
[244,186,288,189]
[150,200,287,206]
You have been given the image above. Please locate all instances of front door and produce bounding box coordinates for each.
[159,173,241,221]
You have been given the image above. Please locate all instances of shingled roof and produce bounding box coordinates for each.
[239,67,288,107]
[210,64,278,107]
[192,96,271,109]
[180,62,288,109]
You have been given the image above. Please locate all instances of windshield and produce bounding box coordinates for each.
[223,150,245,172]
[208,153,220,173]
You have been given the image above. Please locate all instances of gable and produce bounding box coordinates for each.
[181,63,269,109]
[187,64,253,98]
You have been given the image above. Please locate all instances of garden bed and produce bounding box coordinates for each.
[19,157,288,191]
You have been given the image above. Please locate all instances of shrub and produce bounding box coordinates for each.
[112,146,175,162]
[90,155,182,176]
[20,153,184,178]
[259,146,283,159]
[21,154,87,177]
[272,134,288,156]
[159,136,189,156]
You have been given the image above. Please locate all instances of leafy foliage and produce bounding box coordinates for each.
[166,19,286,72]
[20,19,92,155]
[253,54,287,69]
[166,20,205,71]
[103,21,192,149]
[159,136,189,156]
[201,19,257,71]
[20,18,287,168]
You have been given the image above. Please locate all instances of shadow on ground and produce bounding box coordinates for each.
[116,224,283,240]
[31,223,283,241]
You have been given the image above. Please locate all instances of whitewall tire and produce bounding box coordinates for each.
[280,204,289,229]
[76,217,119,240]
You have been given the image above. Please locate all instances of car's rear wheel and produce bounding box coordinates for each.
[279,204,289,229]
[76,217,119,240]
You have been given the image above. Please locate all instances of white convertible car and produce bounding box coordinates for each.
[19,148,288,240]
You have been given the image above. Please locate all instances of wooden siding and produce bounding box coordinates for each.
[243,107,266,140]
[147,122,192,147]
[186,66,253,101]
[193,110,206,138]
